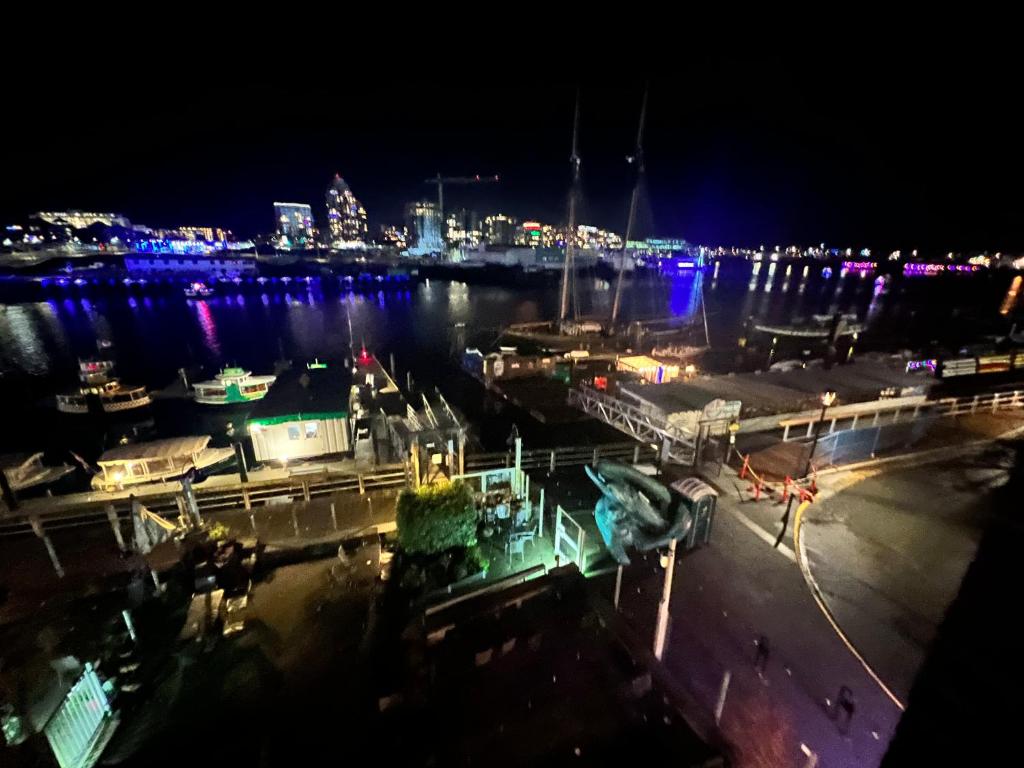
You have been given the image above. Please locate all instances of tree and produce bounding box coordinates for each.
[396,482,477,555]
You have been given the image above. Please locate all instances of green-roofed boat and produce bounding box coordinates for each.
[192,367,277,406]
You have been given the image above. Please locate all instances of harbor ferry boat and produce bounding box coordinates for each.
[56,359,152,414]
[193,367,277,405]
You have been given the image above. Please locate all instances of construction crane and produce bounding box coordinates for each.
[423,173,500,244]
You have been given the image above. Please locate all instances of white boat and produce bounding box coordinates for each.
[193,367,276,405]
[56,360,152,414]
[1,452,75,493]
[91,435,235,492]
[56,360,149,415]
[184,281,215,298]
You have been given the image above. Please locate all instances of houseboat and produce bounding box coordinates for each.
[193,367,277,405]
[247,363,353,464]
[1,452,76,494]
[91,435,235,492]
[56,360,152,415]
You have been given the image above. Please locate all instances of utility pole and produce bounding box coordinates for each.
[559,91,582,325]
[775,390,836,547]
[653,537,677,660]
[611,84,649,329]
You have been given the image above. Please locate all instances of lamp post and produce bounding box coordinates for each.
[775,390,836,548]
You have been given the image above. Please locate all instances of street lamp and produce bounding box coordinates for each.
[774,390,836,548]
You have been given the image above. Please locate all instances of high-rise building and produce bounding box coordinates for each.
[325,174,368,247]
[405,201,443,256]
[483,214,517,246]
[446,208,482,249]
[273,202,314,249]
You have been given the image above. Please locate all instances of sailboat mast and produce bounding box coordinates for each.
[610,84,649,328]
[559,92,582,324]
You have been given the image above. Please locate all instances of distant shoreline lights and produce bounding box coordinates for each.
[841,260,877,272]
[903,263,981,276]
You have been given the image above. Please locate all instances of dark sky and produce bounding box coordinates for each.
[2,52,1021,253]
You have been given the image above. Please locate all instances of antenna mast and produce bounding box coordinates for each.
[559,91,582,325]
[610,84,648,328]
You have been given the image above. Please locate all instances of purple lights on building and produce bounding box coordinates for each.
[842,260,877,272]
[903,263,981,276]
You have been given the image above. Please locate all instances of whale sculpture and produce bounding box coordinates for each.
[584,460,694,565]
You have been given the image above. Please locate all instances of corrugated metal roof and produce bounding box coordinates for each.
[671,477,718,501]
[98,436,211,463]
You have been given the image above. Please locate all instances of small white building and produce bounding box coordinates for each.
[247,365,352,463]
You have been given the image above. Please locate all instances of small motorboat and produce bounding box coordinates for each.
[184,281,214,298]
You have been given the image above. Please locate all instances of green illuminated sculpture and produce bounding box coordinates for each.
[585,460,693,565]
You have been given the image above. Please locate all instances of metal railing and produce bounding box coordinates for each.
[567,386,697,464]
[0,441,654,536]
[778,390,1024,442]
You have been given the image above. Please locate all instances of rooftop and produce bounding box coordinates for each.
[248,364,352,423]
[622,356,936,418]
[98,436,211,463]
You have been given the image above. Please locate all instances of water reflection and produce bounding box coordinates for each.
[0,304,51,375]
[191,300,221,356]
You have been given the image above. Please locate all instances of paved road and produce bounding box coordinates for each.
[544,466,903,768]
[800,446,1010,704]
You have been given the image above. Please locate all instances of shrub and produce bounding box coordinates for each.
[396,482,477,555]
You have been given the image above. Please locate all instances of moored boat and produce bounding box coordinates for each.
[193,367,276,405]
[56,360,152,415]
[1,452,76,494]
[90,435,235,492]
[184,281,214,298]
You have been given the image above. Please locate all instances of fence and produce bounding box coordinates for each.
[1,441,653,535]
[553,504,604,574]
[778,390,1024,443]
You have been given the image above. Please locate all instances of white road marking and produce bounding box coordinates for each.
[726,506,796,562]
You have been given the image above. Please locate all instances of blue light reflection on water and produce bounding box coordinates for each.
[0,266,1012,393]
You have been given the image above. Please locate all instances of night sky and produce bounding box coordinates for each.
[2,53,1021,253]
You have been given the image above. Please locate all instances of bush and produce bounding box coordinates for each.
[396,482,478,555]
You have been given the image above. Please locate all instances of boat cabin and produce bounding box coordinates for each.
[92,435,224,491]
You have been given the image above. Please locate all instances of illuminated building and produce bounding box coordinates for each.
[405,201,443,256]
[36,210,131,229]
[483,213,517,245]
[517,221,544,247]
[380,225,409,249]
[273,202,315,249]
[575,224,623,251]
[173,226,231,242]
[325,174,368,247]
[446,208,482,248]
